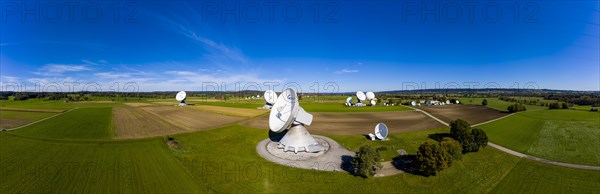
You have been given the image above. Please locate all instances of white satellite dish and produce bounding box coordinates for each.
[263,90,278,109]
[176,91,187,106]
[269,88,320,153]
[356,91,366,101]
[456,100,460,104]
[411,101,417,106]
[374,123,388,140]
[366,92,375,100]
[345,97,353,106]
[370,99,377,106]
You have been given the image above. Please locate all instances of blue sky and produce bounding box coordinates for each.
[1,1,598,92]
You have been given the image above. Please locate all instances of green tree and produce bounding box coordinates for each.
[351,145,383,178]
[471,128,488,149]
[440,137,462,166]
[482,99,488,106]
[450,119,471,143]
[561,103,569,109]
[415,142,448,176]
[507,103,526,112]
[549,102,560,109]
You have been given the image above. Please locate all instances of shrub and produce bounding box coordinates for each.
[415,142,448,176]
[482,99,488,106]
[507,103,526,113]
[352,145,383,178]
[561,103,569,109]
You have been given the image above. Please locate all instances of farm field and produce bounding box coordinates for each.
[0,99,124,110]
[459,98,547,111]
[112,107,184,139]
[8,108,113,140]
[0,109,598,193]
[169,125,599,193]
[240,111,445,135]
[418,104,509,125]
[478,109,600,165]
[0,110,57,129]
[301,101,412,112]
[0,134,203,193]
[187,105,268,117]
[140,106,244,131]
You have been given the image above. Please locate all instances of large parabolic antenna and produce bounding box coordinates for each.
[176,91,187,106]
[374,123,388,140]
[263,90,278,109]
[356,91,366,106]
[269,88,320,153]
[366,91,375,100]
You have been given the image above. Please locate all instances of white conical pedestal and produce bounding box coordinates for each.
[278,125,321,153]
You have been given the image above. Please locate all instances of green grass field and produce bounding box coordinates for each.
[1,120,598,193]
[329,128,446,161]
[459,97,547,111]
[479,109,600,165]
[0,110,57,127]
[0,99,124,110]
[0,134,203,193]
[8,108,113,140]
[1,98,598,193]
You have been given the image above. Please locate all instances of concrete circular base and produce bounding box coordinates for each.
[266,137,331,160]
[256,135,354,172]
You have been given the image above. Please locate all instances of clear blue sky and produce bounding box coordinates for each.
[1,1,598,92]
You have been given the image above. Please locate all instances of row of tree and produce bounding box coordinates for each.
[548,102,569,109]
[507,103,527,113]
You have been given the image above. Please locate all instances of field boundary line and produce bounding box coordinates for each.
[416,107,600,170]
[3,107,78,131]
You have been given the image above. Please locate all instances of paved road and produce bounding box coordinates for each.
[412,106,600,170]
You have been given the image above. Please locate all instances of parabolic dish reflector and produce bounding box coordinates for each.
[366,92,375,100]
[356,91,366,101]
[346,97,353,104]
[176,91,186,102]
[374,123,388,139]
[269,89,299,133]
[371,99,377,105]
[264,90,278,104]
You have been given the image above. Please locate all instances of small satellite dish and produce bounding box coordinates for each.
[176,91,187,106]
[366,92,375,100]
[264,90,277,105]
[269,88,320,153]
[374,123,388,140]
[456,100,460,104]
[370,99,377,106]
[411,101,417,106]
[356,91,366,101]
[345,97,353,106]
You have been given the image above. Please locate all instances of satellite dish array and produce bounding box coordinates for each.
[346,91,377,107]
[269,88,321,153]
